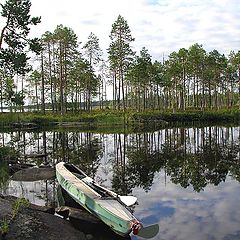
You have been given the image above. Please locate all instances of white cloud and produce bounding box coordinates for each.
[131,173,240,240]
[0,0,239,60]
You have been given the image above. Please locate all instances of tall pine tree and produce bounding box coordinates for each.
[108,15,135,110]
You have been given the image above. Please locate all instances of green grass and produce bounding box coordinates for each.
[0,197,29,236]
[11,198,29,218]
[0,217,9,236]
[131,109,240,123]
[0,108,239,130]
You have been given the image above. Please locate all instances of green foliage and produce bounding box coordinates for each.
[29,114,59,125]
[0,109,239,131]
[0,160,9,189]
[131,109,240,123]
[108,15,135,111]
[83,32,102,66]
[0,217,9,236]
[0,113,19,126]
[11,197,29,218]
[0,146,18,189]
[0,0,41,75]
[108,15,135,71]
[0,197,29,236]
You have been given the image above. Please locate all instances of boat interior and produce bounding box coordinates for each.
[64,163,113,199]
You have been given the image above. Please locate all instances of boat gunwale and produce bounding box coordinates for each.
[56,162,101,199]
[56,162,136,235]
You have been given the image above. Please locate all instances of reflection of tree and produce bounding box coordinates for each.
[162,135,240,192]
[0,160,9,189]
[126,148,164,192]
[198,142,229,186]
[0,146,18,189]
[0,127,240,195]
[50,132,103,179]
[70,133,103,179]
[111,134,130,195]
[163,144,208,192]
[112,133,164,193]
[111,127,240,194]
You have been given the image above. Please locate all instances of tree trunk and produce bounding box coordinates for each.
[238,64,240,109]
[59,42,64,115]
[41,52,45,114]
[48,42,54,112]
[0,13,10,49]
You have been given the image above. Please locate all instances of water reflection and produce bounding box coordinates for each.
[0,127,240,194]
[0,126,240,239]
[3,180,56,206]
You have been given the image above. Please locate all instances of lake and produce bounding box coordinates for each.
[0,125,240,240]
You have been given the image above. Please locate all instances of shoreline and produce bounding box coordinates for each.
[0,109,239,132]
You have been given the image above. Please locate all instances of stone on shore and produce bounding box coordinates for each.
[0,195,130,240]
[0,196,86,240]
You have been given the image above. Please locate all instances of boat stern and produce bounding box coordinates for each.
[130,220,143,235]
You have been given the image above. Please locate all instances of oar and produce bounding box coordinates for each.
[118,195,137,207]
[82,176,138,206]
[137,223,159,239]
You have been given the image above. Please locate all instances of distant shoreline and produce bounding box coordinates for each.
[0,109,239,132]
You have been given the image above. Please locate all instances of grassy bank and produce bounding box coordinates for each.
[131,109,240,123]
[0,109,240,130]
[0,111,126,129]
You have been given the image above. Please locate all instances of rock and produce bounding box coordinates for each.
[11,167,55,181]
[5,208,87,240]
[56,206,102,224]
[8,163,35,174]
[0,195,130,240]
[0,195,55,215]
[86,234,93,240]
[0,195,86,240]
[0,196,12,218]
[56,206,131,240]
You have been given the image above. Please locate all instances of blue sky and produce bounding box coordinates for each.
[1,0,240,60]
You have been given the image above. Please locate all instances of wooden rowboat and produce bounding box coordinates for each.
[56,162,141,237]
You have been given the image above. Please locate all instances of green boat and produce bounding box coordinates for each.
[56,162,141,237]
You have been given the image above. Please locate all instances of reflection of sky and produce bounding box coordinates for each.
[1,128,240,240]
[1,180,55,206]
[130,171,240,240]
[4,171,240,240]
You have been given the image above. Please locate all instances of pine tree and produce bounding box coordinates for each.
[108,15,135,111]
[0,0,41,75]
[83,32,102,110]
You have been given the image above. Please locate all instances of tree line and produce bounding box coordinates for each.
[0,0,240,114]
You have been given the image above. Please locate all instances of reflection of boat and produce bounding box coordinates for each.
[56,162,141,237]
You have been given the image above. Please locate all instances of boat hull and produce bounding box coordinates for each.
[56,162,134,236]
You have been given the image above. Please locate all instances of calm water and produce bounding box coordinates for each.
[1,126,240,240]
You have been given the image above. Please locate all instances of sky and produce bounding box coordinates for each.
[0,0,240,60]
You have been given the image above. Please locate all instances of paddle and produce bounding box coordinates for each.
[118,195,138,207]
[82,176,138,206]
[137,223,159,239]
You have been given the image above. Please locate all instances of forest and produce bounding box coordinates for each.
[0,0,240,116]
